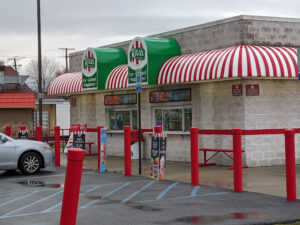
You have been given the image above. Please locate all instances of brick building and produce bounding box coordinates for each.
[49,15,300,167]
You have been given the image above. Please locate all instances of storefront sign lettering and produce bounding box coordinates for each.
[130,48,145,61]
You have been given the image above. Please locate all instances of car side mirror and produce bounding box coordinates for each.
[2,137,8,143]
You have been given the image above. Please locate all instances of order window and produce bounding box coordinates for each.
[108,110,137,130]
[154,107,192,132]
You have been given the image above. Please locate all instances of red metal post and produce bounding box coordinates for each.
[154,125,162,134]
[36,125,42,141]
[190,127,199,186]
[55,126,61,167]
[284,129,297,201]
[20,125,26,131]
[5,125,11,137]
[124,126,131,176]
[233,128,243,192]
[60,148,85,225]
[97,125,103,172]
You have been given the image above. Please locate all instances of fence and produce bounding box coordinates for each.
[190,127,297,201]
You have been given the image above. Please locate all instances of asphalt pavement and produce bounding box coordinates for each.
[0,167,299,225]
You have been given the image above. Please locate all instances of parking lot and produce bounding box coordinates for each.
[0,167,299,225]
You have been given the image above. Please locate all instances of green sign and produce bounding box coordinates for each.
[82,47,98,90]
[84,57,95,69]
[130,48,145,61]
[128,37,148,86]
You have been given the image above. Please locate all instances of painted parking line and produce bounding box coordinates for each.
[121,181,156,204]
[190,186,200,196]
[0,191,38,208]
[2,190,63,217]
[42,184,103,213]
[0,191,230,220]
[80,182,131,209]
[156,182,179,200]
[0,171,94,181]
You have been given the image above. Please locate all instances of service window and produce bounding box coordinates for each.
[108,109,137,131]
[154,107,192,132]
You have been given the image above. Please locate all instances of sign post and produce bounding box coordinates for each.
[137,70,142,175]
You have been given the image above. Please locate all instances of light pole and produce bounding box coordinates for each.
[37,0,42,126]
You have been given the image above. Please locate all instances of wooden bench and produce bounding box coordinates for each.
[199,148,248,170]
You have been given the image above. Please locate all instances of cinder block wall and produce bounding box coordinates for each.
[244,79,300,167]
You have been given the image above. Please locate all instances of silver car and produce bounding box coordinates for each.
[0,132,55,174]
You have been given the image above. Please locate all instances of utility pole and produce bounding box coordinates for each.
[59,48,75,73]
[7,56,25,74]
[37,0,43,126]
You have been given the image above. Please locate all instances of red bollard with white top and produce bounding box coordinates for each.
[60,148,85,225]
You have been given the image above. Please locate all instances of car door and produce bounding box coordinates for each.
[0,134,16,169]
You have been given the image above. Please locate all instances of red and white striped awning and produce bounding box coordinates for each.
[48,72,82,95]
[105,65,128,89]
[157,45,297,84]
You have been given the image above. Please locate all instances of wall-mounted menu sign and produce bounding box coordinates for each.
[104,93,137,105]
[149,88,191,103]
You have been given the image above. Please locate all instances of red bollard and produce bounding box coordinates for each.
[124,126,131,176]
[284,129,297,201]
[54,126,61,167]
[190,127,199,186]
[60,148,85,225]
[97,125,104,172]
[154,125,162,134]
[36,125,42,141]
[233,128,243,192]
[5,125,11,137]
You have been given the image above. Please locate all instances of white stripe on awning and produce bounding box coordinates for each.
[105,65,128,90]
[48,72,82,95]
[157,45,298,84]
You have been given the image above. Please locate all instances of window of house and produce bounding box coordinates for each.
[108,109,137,131]
[154,106,192,132]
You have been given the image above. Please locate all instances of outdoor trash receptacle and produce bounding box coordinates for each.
[150,133,167,180]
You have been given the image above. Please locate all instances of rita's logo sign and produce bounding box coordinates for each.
[129,38,147,68]
[82,48,97,77]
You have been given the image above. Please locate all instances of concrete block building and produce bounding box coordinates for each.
[49,15,300,167]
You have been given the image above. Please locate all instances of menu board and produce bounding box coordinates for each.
[104,94,137,105]
[149,89,191,103]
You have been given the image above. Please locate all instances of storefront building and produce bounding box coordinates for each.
[49,15,300,167]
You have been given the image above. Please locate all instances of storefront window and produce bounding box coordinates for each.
[108,110,137,130]
[154,107,191,132]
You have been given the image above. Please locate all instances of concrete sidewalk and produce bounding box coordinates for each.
[61,153,300,199]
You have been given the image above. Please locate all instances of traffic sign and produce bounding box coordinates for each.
[136,86,142,92]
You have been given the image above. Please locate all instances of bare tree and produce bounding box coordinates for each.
[26,56,64,91]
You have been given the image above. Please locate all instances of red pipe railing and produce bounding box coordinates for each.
[190,127,297,201]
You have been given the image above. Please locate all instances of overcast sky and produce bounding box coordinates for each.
[1,0,300,74]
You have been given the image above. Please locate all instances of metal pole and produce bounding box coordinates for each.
[37,0,42,126]
[138,92,142,175]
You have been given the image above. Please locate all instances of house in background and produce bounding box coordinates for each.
[34,93,70,130]
[0,63,70,131]
[0,64,36,131]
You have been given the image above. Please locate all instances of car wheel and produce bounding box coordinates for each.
[19,152,42,175]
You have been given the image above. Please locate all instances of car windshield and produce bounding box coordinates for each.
[0,133,13,142]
